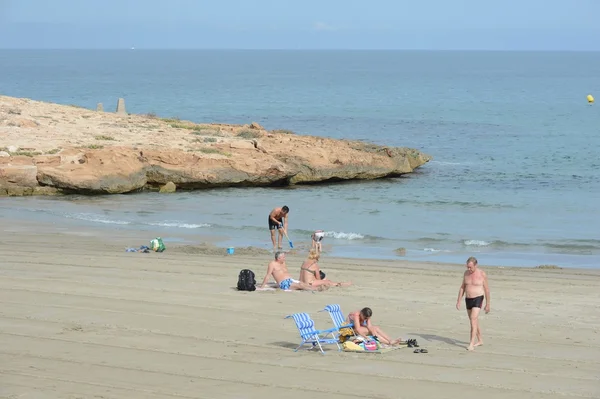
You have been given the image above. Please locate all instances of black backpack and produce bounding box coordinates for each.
[237,269,256,292]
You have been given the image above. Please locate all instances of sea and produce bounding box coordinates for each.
[1,50,599,268]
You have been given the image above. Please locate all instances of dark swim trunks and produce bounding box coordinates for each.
[268,215,285,230]
[465,295,484,310]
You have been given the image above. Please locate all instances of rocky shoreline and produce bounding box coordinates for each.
[1,95,431,196]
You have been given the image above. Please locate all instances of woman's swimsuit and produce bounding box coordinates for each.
[300,261,318,277]
[301,262,322,285]
[347,314,368,327]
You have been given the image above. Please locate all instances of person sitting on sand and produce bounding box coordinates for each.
[260,251,323,291]
[299,249,351,288]
[347,307,404,346]
[311,230,325,254]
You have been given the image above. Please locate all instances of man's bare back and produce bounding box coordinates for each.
[269,207,286,222]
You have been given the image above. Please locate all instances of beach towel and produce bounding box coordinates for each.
[342,339,404,354]
[125,245,150,253]
[338,327,355,343]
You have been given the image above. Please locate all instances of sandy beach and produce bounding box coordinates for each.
[1,229,599,399]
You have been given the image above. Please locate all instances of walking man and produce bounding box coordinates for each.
[456,257,491,351]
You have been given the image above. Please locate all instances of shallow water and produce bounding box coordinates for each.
[1,50,599,268]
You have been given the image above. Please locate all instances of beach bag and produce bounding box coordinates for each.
[362,339,379,351]
[237,269,256,292]
[150,237,166,252]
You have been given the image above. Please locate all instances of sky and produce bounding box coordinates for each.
[0,0,598,50]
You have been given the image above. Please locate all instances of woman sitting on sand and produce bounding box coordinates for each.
[299,250,352,288]
[348,307,405,346]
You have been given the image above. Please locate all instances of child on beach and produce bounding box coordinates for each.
[311,230,325,254]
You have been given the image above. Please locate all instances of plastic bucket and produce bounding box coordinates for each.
[227,247,235,255]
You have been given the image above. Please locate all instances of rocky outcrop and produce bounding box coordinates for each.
[0,95,432,196]
[159,181,177,193]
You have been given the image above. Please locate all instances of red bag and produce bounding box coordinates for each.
[363,340,378,351]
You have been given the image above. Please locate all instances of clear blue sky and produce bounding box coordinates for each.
[0,0,598,50]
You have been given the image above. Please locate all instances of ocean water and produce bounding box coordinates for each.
[1,50,599,268]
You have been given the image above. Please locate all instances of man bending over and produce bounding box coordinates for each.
[268,205,289,251]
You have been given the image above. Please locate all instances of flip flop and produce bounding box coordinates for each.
[419,349,428,353]
[413,349,420,353]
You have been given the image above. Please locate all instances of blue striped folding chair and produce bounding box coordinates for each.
[285,312,341,354]
[320,304,355,334]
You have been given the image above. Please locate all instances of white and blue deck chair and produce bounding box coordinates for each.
[320,304,355,334]
[285,312,341,354]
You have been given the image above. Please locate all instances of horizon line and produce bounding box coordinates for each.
[1,48,599,52]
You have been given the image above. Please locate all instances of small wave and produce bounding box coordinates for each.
[324,231,365,240]
[66,213,131,225]
[430,161,471,166]
[422,247,453,253]
[414,237,448,244]
[541,242,600,252]
[463,239,491,247]
[394,199,516,210]
[147,221,211,229]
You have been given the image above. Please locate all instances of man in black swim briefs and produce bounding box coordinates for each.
[268,206,289,251]
[456,256,491,351]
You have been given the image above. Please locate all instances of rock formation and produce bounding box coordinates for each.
[0,95,432,196]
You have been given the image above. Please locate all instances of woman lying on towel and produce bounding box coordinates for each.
[348,307,405,346]
[299,250,352,288]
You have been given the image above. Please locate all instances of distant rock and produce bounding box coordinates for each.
[395,247,407,256]
[159,181,176,193]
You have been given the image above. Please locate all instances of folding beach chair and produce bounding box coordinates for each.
[285,312,341,354]
[320,304,355,334]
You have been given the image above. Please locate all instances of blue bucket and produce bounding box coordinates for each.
[227,247,235,255]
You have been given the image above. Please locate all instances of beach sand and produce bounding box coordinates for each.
[1,229,599,399]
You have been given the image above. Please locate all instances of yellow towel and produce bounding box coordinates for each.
[338,327,354,343]
[342,341,364,351]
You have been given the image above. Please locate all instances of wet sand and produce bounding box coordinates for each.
[1,229,599,399]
